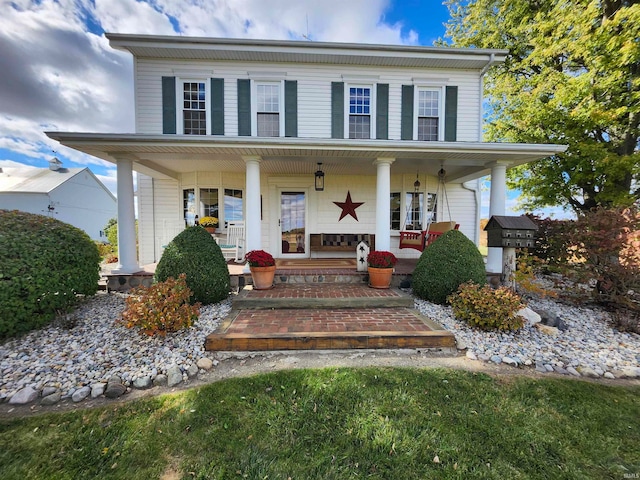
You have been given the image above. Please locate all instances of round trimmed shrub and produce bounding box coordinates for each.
[155,226,230,304]
[412,229,486,304]
[0,210,101,339]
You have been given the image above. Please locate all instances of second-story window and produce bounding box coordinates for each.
[349,86,371,139]
[183,82,207,135]
[256,83,280,137]
[417,88,441,141]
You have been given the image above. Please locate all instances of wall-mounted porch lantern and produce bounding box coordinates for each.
[314,162,325,191]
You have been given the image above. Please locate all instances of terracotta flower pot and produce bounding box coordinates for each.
[250,265,276,290]
[368,266,393,289]
[204,226,216,234]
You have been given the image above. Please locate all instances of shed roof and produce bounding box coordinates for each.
[1,167,86,193]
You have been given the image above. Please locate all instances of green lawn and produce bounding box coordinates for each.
[1,368,638,479]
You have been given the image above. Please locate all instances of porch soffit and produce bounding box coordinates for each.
[45,132,567,183]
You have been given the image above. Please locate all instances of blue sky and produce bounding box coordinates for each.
[0,0,568,219]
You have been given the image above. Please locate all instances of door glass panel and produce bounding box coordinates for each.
[280,191,305,255]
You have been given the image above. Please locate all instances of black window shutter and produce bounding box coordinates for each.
[401,85,414,140]
[444,85,458,141]
[376,84,389,140]
[331,81,344,139]
[211,78,224,135]
[237,79,251,136]
[284,80,298,137]
[162,76,176,134]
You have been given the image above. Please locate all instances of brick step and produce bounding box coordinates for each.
[205,307,456,352]
[233,284,414,310]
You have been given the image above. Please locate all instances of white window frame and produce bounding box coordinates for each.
[413,85,445,141]
[344,83,376,140]
[176,79,211,136]
[251,80,285,137]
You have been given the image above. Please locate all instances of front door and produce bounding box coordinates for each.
[279,190,307,257]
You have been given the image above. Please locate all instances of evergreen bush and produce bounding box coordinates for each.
[0,210,101,339]
[412,229,486,304]
[155,226,230,304]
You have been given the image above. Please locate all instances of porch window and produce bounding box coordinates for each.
[182,82,207,135]
[199,188,219,219]
[416,88,442,141]
[394,192,437,231]
[224,188,244,225]
[256,83,280,137]
[390,192,401,230]
[348,86,371,139]
[405,192,424,230]
[183,188,196,226]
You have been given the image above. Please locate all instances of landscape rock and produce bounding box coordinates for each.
[153,374,168,387]
[618,367,640,379]
[578,367,600,378]
[502,356,518,367]
[91,383,106,398]
[187,364,199,379]
[535,363,547,373]
[518,307,541,325]
[72,386,91,403]
[538,309,568,331]
[104,381,127,399]
[490,355,502,364]
[167,365,183,387]
[9,386,38,405]
[566,366,581,377]
[604,372,615,379]
[41,386,58,398]
[41,392,62,406]
[534,323,559,336]
[133,376,152,389]
[197,358,214,370]
[465,351,477,361]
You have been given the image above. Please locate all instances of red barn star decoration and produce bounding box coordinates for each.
[333,191,364,221]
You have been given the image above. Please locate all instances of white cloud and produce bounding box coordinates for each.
[0,0,422,174]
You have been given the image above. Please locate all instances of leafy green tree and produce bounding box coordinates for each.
[104,217,118,247]
[444,0,639,213]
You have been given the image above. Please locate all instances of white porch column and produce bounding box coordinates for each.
[112,156,139,274]
[486,161,508,274]
[374,157,395,251]
[243,156,262,253]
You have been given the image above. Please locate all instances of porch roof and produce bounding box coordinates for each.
[45,132,567,183]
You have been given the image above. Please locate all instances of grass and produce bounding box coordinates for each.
[1,368,639,479]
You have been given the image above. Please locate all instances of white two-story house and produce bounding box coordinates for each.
[47,34,565,275]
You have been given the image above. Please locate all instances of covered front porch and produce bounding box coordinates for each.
[46,133,567,281]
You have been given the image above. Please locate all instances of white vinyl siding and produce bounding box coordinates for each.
[134,60,481,141]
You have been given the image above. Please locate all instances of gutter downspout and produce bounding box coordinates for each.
[478,53,496,137]
[463,179,482,246]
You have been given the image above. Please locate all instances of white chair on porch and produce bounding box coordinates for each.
[217,221,245,262]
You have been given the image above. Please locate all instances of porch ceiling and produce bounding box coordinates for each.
[45,133,567,183]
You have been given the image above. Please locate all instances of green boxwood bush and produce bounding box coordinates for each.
[155,226,230,304]
[412,229,486,304]
[0,210,101,339]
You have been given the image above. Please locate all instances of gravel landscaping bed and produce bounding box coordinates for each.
[1,282,639,407]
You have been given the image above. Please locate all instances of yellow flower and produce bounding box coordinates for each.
[199,216,218,227]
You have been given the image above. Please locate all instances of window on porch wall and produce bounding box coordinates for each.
[183,188,196,226]
[391,192,437,230]
[224,188,244,226]
[199,188,219,219]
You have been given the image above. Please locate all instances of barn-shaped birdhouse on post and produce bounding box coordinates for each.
[484,215,538,249]
[484,215,538,288]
